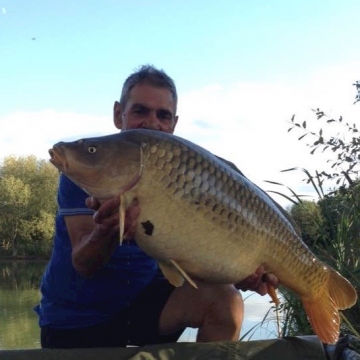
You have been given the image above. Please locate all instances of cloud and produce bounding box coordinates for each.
[0,109,114,161]
[175,82,319,205]
[174,65,360,206]
[1,7,6,15]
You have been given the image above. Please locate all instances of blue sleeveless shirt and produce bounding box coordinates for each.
[34,174,159,329]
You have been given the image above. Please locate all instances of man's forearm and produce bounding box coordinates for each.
[72,226,119,277]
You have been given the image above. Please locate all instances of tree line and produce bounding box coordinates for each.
[0,156,59,258]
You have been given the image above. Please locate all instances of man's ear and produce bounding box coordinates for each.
[113,101,123,129]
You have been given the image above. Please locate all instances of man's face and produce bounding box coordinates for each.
[114,83,178,134]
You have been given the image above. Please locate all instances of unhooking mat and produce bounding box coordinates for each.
[1,335,359,360]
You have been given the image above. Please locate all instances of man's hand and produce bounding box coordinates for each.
[235,265,279,296]
[66,196,141,278]
[85,196,140,240]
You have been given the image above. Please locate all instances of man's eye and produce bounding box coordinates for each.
[157,111,172,121]
[133,109,145,115]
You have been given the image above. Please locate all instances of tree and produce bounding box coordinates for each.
[0,176,30,256]
[0,155,59,257]
[289,200,325,247]
[288,109,360,188]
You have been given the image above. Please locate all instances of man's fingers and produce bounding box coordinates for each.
[99,215,120,230]
[85,197,101,210]
[262,273,279,288]
[93,197,121,222]
[90,196,140,240]
[256,282,268,296]
[93,223,120,240]
[255,265,265,276]
[236,268,279,296]
[235,273,260,291]
[267,273,279,287]
[123,198,140,239]
[126,203,140,222]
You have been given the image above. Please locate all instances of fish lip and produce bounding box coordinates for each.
[48,148,56,160]
[48,147,68,171]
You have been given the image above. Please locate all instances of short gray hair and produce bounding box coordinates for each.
[120,65,178,112]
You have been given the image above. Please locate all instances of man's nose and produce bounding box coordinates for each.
[143,111,160,129]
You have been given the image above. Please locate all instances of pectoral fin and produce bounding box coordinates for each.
[119,194,126,245]
[158,260,198,289]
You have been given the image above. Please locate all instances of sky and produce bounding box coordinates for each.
[1,0,360,207]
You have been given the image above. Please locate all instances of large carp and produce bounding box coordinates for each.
[49,129,357,344]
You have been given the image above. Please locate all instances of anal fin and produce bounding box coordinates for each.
[267,284,280,305]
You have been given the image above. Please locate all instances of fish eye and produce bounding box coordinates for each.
[88,146,97,153]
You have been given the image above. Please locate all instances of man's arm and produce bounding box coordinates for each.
[66,197,139,278]
[65,200,120,278]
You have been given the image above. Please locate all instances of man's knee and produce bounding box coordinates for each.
[160,283,244,340]
[210,285,244,328]
[195,285,244,341]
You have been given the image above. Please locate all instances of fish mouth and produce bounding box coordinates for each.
[49,146,68,172]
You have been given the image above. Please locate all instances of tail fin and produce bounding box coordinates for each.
[328,269,357,310]
[301,267,357,344]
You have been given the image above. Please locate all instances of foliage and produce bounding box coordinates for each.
[288,200,325,246]
[288,109,360,188]
[266,104,360,341]
[0,176,31,255]
[0,156,59,257]
[276,290,312,337]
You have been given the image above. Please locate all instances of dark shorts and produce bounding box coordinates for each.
[41,277,185,348]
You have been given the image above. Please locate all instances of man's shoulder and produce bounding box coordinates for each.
[59,173,81,190]
[215,155,245,176]
[58,174,93,215]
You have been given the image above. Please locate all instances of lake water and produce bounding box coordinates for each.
[0,260,278,350]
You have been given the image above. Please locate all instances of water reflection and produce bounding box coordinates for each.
[0,261,277,350]
[0,261,46,350]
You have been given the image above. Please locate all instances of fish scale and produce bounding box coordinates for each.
[49,128,357,344]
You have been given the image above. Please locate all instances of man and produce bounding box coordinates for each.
[35,65,278,348]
